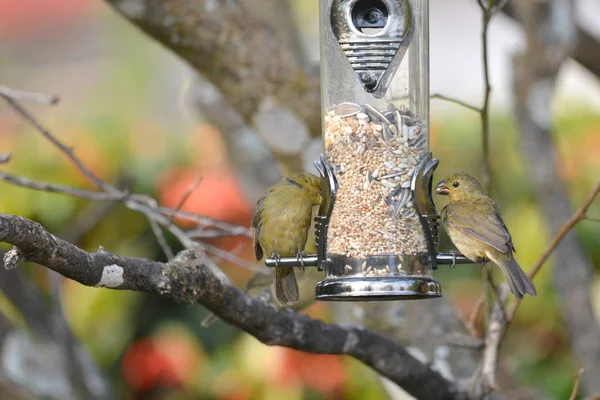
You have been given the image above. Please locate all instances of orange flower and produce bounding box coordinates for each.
[272,348,346,398]
[157,167,252,228]
[122,333,202,391]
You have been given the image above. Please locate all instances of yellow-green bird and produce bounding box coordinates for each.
[436,172,537,299]
[202,225,322,327]
[252,173,322,305]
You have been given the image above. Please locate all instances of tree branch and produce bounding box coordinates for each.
[0,213,465,400]
[511,1,600,394]
[105,0,320,139]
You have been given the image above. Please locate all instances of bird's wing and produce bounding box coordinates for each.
[444,199,512,253]
[493,203,516,253]
[251,193,267,261]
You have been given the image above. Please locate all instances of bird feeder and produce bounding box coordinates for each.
[266,0,471,300]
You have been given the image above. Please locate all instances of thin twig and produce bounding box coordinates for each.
[0,171,124,201]
[199,240,261,272]
[133,195,176,259]
[0,153,12,164]
[435,334,485,350]
[584,216,600,223]
[480,9,493,194]
[0,171,251,238]
[524,182,599,281]
[486,270,507,321]
[0,86,59,105]
[0,95,118,194]
[124,199,232,282]
[466,293,486,337]
[481,284,508,391]
[168,173,203,225]
[430,94,481,113]
[209,242,247,264]
[491,0,510,14]
[149,218,175,260]
[569,368,585,400]
[156,206,252,237]
[504,182,600,325]
[186,228,247,239]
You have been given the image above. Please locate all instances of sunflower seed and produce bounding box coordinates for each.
[355,144,365,156]
[395,110,403,132]
[364,171,372,189]
[401,122,409,138]
[365,104,391,125]
[383,124,393,142]
[334,102,363,117]
[381,172,402,180]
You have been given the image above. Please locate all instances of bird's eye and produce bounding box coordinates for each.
[452,182,460,188]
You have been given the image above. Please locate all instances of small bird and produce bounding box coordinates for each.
[435,172,536,299]
[251,173,322,305]
[201,227,322,327]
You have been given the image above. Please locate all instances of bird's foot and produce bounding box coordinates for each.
[271,253,281,269]
[449,250,459,269]
[296,251,306,271]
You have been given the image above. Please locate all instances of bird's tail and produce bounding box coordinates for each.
[490,254,537,299]
[275,267,299,306]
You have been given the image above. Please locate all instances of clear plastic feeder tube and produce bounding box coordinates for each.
[316,0,440,300]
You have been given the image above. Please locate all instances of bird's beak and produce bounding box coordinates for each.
[435,180,450,195]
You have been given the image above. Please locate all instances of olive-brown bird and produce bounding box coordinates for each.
[251,173,322,306]
[201,226,322,327]
[436,172,536,299]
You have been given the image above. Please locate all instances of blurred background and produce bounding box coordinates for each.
[0,0,599,399]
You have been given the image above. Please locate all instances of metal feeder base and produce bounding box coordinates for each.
[315,276,441,301]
